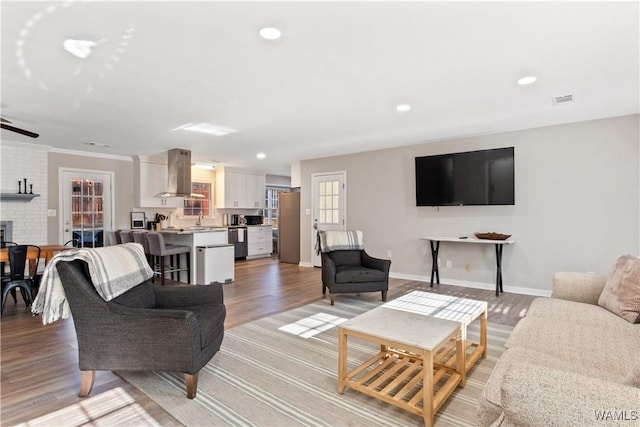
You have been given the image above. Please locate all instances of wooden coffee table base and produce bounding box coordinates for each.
[338,328,464,427]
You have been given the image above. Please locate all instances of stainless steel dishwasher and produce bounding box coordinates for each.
[228,226,248,259]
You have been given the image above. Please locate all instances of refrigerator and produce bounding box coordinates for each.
[196,244,235,284]
[278,191,300,264]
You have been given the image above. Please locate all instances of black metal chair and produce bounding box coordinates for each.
[1,241,18,303]
[1,245,40,315]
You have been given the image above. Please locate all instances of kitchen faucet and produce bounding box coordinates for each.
[196,213,203,226]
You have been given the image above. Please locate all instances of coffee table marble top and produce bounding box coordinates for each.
[341,306,460,351]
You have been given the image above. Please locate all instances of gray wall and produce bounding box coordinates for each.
[300,114,640,295]
[47,151,134,244]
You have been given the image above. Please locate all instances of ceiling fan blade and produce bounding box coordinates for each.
[0,117,12,123]
[0,123,39,138]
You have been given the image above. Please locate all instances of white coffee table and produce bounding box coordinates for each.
[337,291,488,426]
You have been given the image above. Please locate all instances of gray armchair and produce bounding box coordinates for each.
[56,259,225,399]
[321,249,391,305]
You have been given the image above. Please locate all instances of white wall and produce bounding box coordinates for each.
[0,141,49,244]
[300,115,640,295]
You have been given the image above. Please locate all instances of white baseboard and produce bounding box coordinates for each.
[299,261,314,268]
[389,272,552,297]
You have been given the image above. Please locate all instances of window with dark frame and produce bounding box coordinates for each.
[183,182,211,217]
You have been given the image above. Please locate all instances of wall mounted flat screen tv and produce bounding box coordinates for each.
[415,147,514,206]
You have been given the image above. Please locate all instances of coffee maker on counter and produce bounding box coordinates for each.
[223,214,240,226]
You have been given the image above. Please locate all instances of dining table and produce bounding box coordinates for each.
[0,244,74,276]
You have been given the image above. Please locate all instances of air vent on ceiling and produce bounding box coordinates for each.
[552,94,575,106]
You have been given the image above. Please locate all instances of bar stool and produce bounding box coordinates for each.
[104,231,120,246]
[132,231,151,266]
[119,230,134,243]
[145,232,191,285]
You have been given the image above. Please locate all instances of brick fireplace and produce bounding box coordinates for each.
[1,221,13,246]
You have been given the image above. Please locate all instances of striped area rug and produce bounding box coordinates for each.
[120,297,512,426]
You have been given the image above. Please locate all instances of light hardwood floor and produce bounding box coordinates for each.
[0,256,536,426]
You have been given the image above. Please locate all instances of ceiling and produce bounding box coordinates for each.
[1,1,638,176]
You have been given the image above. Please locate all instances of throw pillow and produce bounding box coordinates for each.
[597,254,640,323]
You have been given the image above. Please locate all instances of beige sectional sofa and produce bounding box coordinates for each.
[479,270,640,426]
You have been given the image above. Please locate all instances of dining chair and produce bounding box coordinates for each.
[1,245,40,315]
[1,241,18,303]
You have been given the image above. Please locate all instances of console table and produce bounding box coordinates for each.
[421,236,515,296]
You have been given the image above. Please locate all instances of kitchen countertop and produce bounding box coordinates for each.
[160,227,228,234]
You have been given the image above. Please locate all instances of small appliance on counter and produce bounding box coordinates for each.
[222,214,240,226]
[245,215,263,225]
[131,212,145,229]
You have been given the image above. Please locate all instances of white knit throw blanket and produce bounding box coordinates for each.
[317,230,364,253]
[31,243,154,325]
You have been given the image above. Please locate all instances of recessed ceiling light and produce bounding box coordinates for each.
[259,27,281,40]
[396,104,411,112]
[517,76,537,85]
[256,153,266,159]
[172,122,238,136]
[63,39,97,59]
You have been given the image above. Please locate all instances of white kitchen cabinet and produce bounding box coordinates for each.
[247,173,266,209]
[216,167,265,209]
[247,225,272,258]
[134,157,183,208]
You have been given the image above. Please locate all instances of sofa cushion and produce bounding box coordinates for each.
[526,297,632,326]
[505,314,640,379]
[623,358,640,388]
[111,280,155,308]
[500,363,640,427]
[598,254,640,323]
[335,266,387,283]
[479,345,624,427]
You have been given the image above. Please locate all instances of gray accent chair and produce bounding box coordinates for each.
[56,259,225,399]
[321,250,391,305]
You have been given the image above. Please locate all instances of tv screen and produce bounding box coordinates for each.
[415,147,514,206]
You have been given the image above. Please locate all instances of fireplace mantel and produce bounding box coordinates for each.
[0,193,40,202]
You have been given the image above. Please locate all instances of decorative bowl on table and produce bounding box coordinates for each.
[474,232,512,240]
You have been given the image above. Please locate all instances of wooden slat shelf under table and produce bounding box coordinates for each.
[337,291,488,426]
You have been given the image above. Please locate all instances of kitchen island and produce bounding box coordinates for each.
[161,227,229,284]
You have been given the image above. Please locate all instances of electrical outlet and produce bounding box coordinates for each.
[465,263,471,272]
[47,209,56,217]
[386,250,392,258]
[446,260,452,269]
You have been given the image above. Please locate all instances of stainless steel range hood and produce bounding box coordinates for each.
[155,148,203,198]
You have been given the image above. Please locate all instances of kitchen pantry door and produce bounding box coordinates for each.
[311,171,346,267]
[60,169,113,247]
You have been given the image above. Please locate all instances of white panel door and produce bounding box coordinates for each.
[61,170,113,247]
[311,171,346,267]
